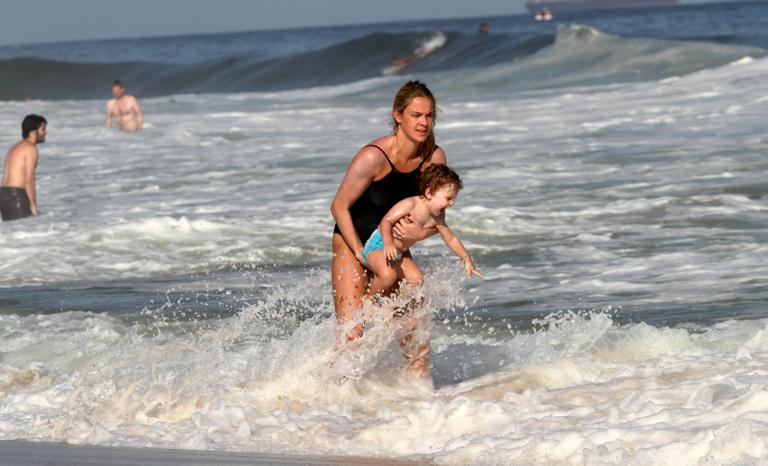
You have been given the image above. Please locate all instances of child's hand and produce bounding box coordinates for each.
[384,245,400,261]
[463,257,483,278]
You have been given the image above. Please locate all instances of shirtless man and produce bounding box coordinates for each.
[1,115,46,221]
[106,80,143,131]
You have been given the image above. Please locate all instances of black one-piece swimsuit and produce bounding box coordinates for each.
[333,144,428,243]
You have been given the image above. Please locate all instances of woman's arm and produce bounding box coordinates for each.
[435,219,482,278]
[379,198,416,260]
[331,147,385,262]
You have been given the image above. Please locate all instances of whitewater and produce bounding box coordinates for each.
[2,3,768,464]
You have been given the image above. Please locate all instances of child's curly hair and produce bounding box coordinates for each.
[418,164,462,196]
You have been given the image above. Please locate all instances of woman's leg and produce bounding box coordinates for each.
[332,233,369,342]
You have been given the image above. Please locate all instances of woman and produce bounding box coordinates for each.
[330,81,447,375]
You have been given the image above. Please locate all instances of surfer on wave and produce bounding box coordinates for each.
[383,32,447,75]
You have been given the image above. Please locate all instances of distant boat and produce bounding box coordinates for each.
[526,0,678,14]
[535,8,554,20]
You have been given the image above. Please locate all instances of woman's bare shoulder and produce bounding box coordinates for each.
[367,135,393,149]
[432,146,447,163]
[422,146,447,169]
[347,138,390,174]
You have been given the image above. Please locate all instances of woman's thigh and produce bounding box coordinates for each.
[331,233,369,322]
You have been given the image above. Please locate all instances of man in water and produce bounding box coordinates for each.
[1,114,46,221]
[106,80,143,131]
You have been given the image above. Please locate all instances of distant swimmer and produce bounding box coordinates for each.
[106,80,143,131]
[479,21,490,33]
[1,115,46,221]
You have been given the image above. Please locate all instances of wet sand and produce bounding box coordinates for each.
[0,441,433,465]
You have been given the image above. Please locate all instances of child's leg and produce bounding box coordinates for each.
[394,255,430,376]
[398,254,423,288]
[364,250,400,297]
[392,254,424,317]
[398,319,431,376]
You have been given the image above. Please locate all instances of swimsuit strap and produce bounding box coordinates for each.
[364,144,396,169]
[366,143,441,171]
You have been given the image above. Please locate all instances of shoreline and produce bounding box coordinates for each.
[0,440,433,466]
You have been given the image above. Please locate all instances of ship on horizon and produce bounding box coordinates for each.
[526,0,679,14]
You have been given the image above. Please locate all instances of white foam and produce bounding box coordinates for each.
[2,307,768,464]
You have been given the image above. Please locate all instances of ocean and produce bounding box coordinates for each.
[1,1,768,463]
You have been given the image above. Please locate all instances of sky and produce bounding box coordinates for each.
[0,0,725,46]
[0,0,513,45]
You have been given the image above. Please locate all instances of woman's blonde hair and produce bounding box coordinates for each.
[392,80,437,161]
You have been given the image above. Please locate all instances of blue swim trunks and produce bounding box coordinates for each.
[361,229,401,267]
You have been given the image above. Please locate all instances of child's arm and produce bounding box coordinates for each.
[435,219,482,278]
[380,198,417,261]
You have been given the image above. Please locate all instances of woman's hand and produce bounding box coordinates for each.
[392,214,434,243]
